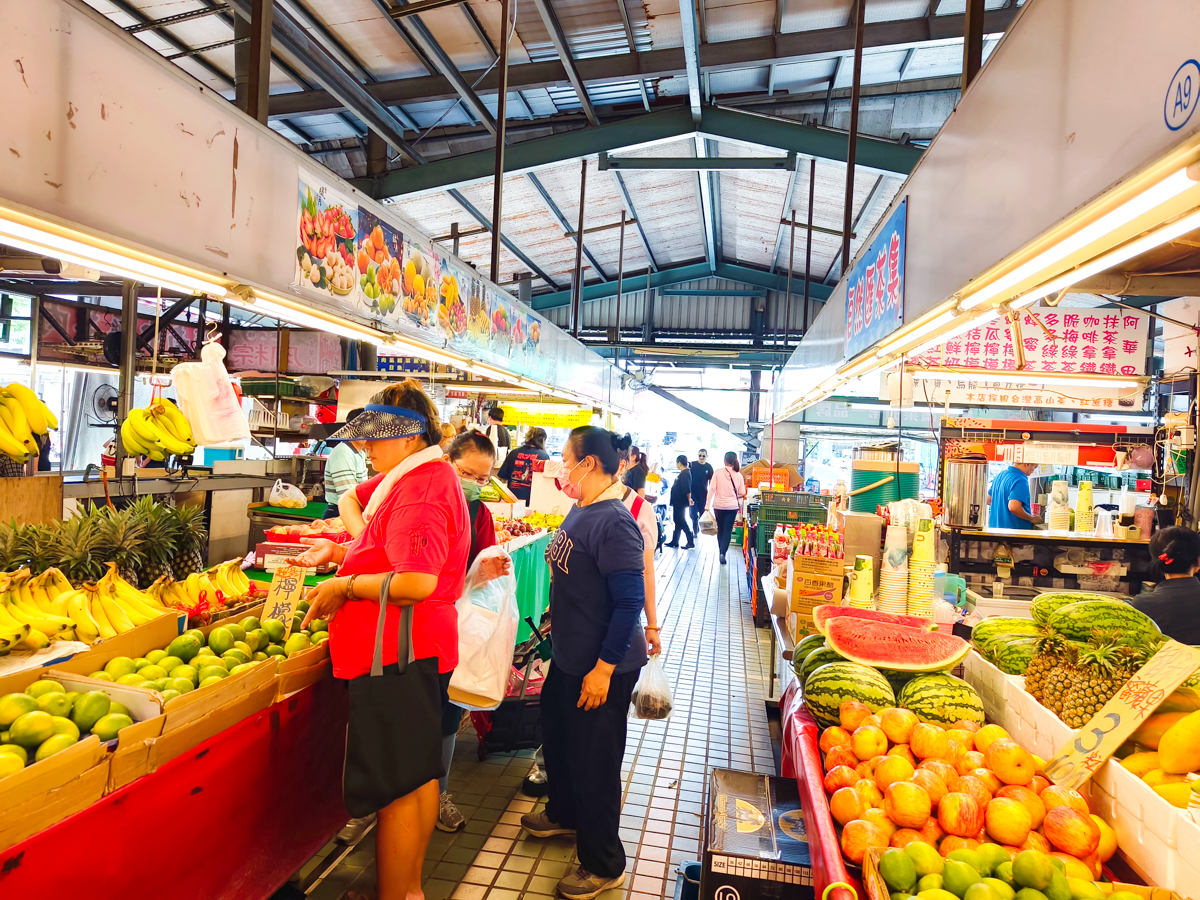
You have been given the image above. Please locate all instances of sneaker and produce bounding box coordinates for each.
[336,813,376,843]
[557,866,626,899]
[436,792,466,832]
[521,808,575,838]
[522,764,549,798]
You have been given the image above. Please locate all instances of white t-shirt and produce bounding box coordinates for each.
[621,487,657,550]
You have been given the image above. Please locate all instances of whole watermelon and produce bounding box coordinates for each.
[1031,591,1111,626]
[794,633,827,664]
[804,662,895,729]
[798,646,845,686]
[897,672,985,726]
[1047,600,1161,645]
[992,636,1038,675]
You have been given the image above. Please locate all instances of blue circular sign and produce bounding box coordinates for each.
[1165,60,1200,131]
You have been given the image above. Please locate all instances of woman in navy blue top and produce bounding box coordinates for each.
[520,426,646,900]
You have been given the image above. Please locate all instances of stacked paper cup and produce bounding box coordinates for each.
[877,524,910,614]
[1047,479,1071,530]
[1075,481,1095,534]
[848,555,875,609]
[907,518,936,619]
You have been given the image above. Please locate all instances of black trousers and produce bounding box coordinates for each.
[689,492,706,531]
[541,664,640,879]
[670,504,693,546]
[714,508,738,556]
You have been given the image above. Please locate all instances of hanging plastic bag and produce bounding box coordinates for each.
[172,342,250,446]
[631,654,673,720]
[449,546,519,710]
[698,510,718,536]
[269,479,307,509]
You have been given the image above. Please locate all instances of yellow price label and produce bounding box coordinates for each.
[1043,640,1200,791]
[262,564,307,641]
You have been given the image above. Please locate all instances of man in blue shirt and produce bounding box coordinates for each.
[987,462,1041,529]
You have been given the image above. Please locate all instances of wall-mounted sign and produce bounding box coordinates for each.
[845,197,907,359]
[911,375,1144,411]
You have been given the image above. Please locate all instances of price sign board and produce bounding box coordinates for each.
[262,564,307,641]
[1043,640,1200,791]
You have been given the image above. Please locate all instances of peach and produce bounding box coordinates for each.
[1040,785,1090,814]
[955,750,986,776]
[854,778,885,809]
[857,757,882,779]
[851,725,889,761]
[840,701,874,731]
[971,768,1003,794]
[938,835,981,856]
[884,780,933,828]
[840,819,889,864]
[830,786,867,825]
[1043,805,1100,857]
[952,774,993,811]
[919,816,946,845]
[862,807,898,840]
[1030,775,1051,794]
[911,723,950,760]
[953,719,982,733]
[880,708,920,745]
[890,828,927,848]
[996,785,1046,829]
[938,792,984,837]
[1020,831,1052,853]
[887,744,918,767]
[919,759,959,785]
[973,724,1010,754]
[820,726,853,754]
[985,797,1033,845]
[984,738,1037,786]
[875,755,916,791]
[946,729,977,751]
[824,765,859,793]
[911,769,948,809]
[825,746,860,771]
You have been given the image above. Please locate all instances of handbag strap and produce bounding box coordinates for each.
[370,572,415,677]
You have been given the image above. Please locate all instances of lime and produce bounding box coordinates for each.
[266,644,285,657]
[25,679,65,699]
[185,627,205,642]
[1012,852,1053,892]
[983,881,1014,900]
[893,894,915,900]
[241,631,260,653]
[35,732,77,761]
[296,600,310,614]
[1045,870,1069,900]
[920,891,963,900]
[91,713,133,742]
[942,860,981,899]
[137,665,168,681]
[308,618,328,633]
[963,884,994,900]
[36,692,72,717]
[198,666,228,682]
[166,678,194,694]
[880,848,918,893]
[160,689,181,702]
[948,850,985,876]
[233,640,253,659]
[222,649,249,666]
[207,627,234,655]
[0,693,39,728]
[252,651,268,662]
[104,656,138,679]
[170,665,199,685]
[0,753,24,777]
[919,876,945,893]
[157,656,184,673]
[133,657,152,670]
[239,616,262,633]
[108,701,131,717]
[977,846,1009,879]
[993,863,1015,889]
[225,624,246,643]
[284,633,312,656]
[64,691,79,706]
[1066,880,1104,900]
[250,628,269,651]
[0,731,7,743]
[70,691,112,732]
[167,634,202,662]
[140,680,164,692]
[9,710,55,747]
[116,673,147,686]
[1048,859,1065,874]
[50,716,80,740]
[198,676,224,689]
[193,647,216,659]
[0,743,29,764]
[1015,890,1049,900]
[229,663,255,676]
[311,631,329,644]
[145,649,168,665]
[263,619,285,643]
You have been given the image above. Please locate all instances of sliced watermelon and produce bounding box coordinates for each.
[812,604,937,635]
[823,616,970,673]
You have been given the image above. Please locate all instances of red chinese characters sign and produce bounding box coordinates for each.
[914,305,1149,376]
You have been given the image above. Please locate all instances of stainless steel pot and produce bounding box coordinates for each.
[855,442,903,462]
[945,458,989,527]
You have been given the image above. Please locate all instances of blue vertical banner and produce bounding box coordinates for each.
[844,197,907,359]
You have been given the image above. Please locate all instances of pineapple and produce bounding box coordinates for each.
[55,511,103,585]
[1060,639,1125,728]
[22,522,63,575]
[1024,631,1067,702]
[91,504,148,587]
[1040,640,1082,715]
[130,497,179,585]
[169,503,209,578]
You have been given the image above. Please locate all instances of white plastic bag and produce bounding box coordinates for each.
[172,342,250,446]
[698,510,718,536]
[269,479,307,509]
[631,654,673,719]
[449,546,518,710]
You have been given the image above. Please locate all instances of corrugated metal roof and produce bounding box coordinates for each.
[613,139,709,265]
[704,0,774,43]
[714,141,789,268]
[935,0,1008,15]
[779,0,851,34]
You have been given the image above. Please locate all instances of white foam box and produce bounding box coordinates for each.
[1092,760,1180,890]
[962,650,1012,727]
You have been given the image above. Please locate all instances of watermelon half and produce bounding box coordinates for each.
[812,604,937,636]
[824,616,970,672]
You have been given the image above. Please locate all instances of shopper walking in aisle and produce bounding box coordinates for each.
[322,407,367,517]
[498,426,550,502]
[707,451,746,565]
[665,455,695,549]
[622,444,650,494]
[484,406,511,472]
[523,426,647,900]
[285,379,469,900]
[688,449,714,534]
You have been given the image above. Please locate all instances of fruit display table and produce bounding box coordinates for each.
[0,676,349,900]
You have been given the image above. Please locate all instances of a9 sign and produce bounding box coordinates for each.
[1165,59,1200,131]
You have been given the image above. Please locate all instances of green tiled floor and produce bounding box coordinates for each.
[295,539,776,900]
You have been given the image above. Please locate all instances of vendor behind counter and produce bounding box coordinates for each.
[987,462,1042,529]
[1133,526,1200,643]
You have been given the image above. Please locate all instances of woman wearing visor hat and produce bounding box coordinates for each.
[288,379,470,900]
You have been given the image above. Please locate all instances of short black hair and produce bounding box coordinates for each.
[1150,526,1200,576]
[346,407,365,424]
[676,454,688,466]
[488,407,504,422]
[448,430,495,461]
[566,426,623,475]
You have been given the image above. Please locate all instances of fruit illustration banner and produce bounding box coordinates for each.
[294,168,358,300]
[845,197,907,359]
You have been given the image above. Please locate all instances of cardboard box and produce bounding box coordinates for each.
[277,658,330,700]
[0,757,109,853]
[786,558,843,615]
[0,734,105,811]
[701,769,813,900]
[792,555,846,578]
[148,677,279,771]
[253,541,334,574]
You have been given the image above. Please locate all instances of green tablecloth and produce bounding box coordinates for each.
[246,568,331,589]
[252,501,330,519]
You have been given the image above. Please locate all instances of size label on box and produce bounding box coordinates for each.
[263,564,308,641]
[710,856,812,886]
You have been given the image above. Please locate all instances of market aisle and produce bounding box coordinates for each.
[296,536,776,900]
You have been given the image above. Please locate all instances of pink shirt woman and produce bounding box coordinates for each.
[706,453,745,564]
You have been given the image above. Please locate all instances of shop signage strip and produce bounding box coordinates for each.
[844,197,907,359]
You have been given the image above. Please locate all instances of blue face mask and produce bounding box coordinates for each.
[460,478,483,503]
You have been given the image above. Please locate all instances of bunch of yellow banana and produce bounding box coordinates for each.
[0,383,58,463]
[120,398,197,461]
[0,569,75,650]
[146,558,251,612]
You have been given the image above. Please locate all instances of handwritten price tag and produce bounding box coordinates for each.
[1043,640,1200,791]
[262,565,307,641]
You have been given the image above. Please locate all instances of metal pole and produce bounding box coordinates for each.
[116,280,139,472]
[841,0,866,273]
[451,222,460,257]
[783,209,796,349]
[489,0,511,285]
[615,211,626,349]
[962,0,985,92]
[196,297,207,359]
[246,0,273,124]
[571,160,587,337]
[803,158,816,334]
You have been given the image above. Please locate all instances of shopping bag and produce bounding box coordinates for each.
[698,509,718,535]
[269,479,307,509]
[631,653,673,720]
[449,546,519,710]
[172,342,249,446]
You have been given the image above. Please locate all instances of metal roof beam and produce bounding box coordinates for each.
[446,190,561,290]
[694,137,716,267]
[530,0,600,127]
[357,106,917,198]
[821,172,885,283]
[106,0,235,88]
[270,8,1016,117]
[678,0,703,122]
[611,171,659,272]
[526,173,610,281]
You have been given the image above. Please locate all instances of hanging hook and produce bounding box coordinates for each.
[204,320,221,345]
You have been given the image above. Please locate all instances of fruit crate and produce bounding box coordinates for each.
[755,504,829,555]
[759,490,826,509]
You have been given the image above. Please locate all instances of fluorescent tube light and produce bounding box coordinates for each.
[909,370,1142,390]
[904,311,1001,359]
[0,218,228,297]
[959,167,1199,310]
[873,309,956,358]
[228,290,391,346]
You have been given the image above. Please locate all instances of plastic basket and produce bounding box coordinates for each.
[759,490,824,509]
[240,376,307,397]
